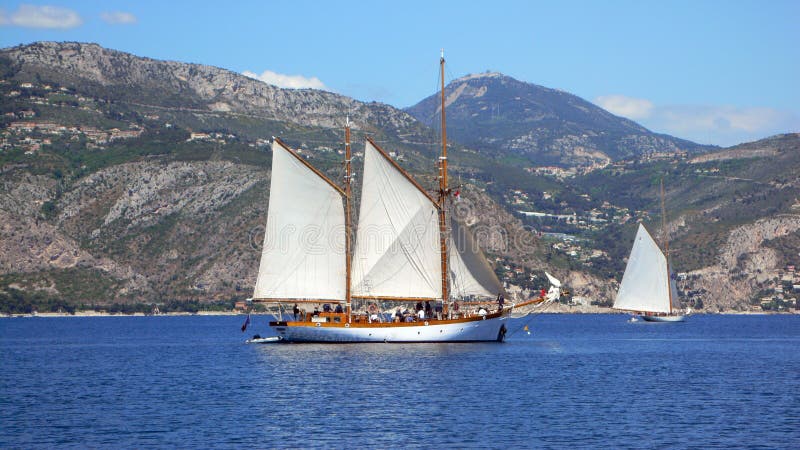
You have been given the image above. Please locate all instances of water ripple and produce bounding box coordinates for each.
[1,314,798,448]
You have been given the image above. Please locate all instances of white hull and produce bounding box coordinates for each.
[245,336,282,344]
[639,314,685,322]
[269,313,510,343]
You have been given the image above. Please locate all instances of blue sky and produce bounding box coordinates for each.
[1,0,798,147]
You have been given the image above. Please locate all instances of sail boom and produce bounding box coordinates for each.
[352,296,440,302]
[253,299,347,304]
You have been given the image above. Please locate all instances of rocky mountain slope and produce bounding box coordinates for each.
[0,42,563,310]
[406,72,710,167]
[1,42,797,313]
[570,133,800,311]
[2,41,422,135]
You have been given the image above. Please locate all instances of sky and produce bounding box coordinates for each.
[1,0,798,147]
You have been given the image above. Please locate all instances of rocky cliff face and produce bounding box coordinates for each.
[0,160,269,301]
[686,216,800,311]
[1,159,549,304]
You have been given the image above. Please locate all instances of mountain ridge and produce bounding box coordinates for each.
[1,41,426,137]
[1,41,798,315]
[406,71,713,166]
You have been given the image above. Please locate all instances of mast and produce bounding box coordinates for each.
[661,177,673,314]
[345,119,353,323]
[438,50,450,308]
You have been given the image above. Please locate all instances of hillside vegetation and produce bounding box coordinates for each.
[1,42,798,314]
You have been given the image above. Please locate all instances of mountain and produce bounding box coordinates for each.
[2,41,423,135]
[570,133,800,311]
[406,72,711,167]
[1,42,797,315]
[0,42,557,312]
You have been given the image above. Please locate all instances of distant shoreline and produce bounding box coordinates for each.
[3,308,798,318]
[3,310,244,318]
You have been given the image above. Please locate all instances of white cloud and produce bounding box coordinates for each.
[595,95,653,120]
[645,105,798,146]
[1,4,82,29]
[596,94,799,146]
[101,11,137,25]
[243,69,327,90]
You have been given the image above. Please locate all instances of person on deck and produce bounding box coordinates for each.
[540,288,546,299]
[497,292,505,311]
[424,301,432,318]
[334,304,343,313]
[293,304,300,321]
[323,303,332,313]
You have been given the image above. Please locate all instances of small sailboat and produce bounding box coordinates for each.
[248,53,546,343]
[613,180,686,322]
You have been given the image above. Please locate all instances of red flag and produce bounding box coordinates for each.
[453,189,460,201]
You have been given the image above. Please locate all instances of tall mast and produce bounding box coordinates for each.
[344,118,353,323]
[438,50,450,307]
[661,176,673,314]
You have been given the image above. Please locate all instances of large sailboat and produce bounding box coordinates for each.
[249,54,546,342]
[612,181,686,322]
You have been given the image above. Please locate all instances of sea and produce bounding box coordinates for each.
[1,314,798,449]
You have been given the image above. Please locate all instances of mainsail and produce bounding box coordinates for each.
[448,217,502,298]
[613,223,675,313]
[253,140,346,301]
[351,139,442,299]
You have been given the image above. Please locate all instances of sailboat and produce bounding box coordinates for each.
[612,180,686,322]
[249,53,541,343]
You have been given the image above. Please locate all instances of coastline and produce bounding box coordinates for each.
[3,310,246,318]
[542,303,799,315]
[3,306,798,318]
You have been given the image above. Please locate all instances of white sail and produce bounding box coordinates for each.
[613,223,673,313]
[545,271,561,288]
[544,272,561,301]
[351,140,442,299]
[448,217,502,298]
[253,140,346,301]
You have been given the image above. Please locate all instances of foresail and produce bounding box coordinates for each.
[613,223,671,313]
[448,217,502,298]
[253,140,346,301]
[351,140,442,299]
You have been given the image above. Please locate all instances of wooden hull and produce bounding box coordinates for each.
[268,310,510,343]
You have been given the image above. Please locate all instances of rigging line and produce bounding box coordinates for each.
[506,299,555,338]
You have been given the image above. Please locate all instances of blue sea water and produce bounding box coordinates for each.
[1,314,799,449]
